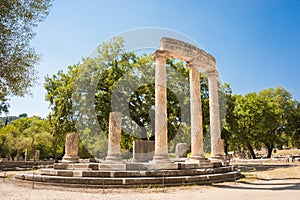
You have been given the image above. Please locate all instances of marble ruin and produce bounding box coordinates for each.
[153,37,224,161]
[62,133,79,163]
[15,37,238,188]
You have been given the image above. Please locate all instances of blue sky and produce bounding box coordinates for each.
[6,0,300,117]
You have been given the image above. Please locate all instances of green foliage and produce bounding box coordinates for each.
[0,116,53,160]
[44,65,79,160]
[223,86,299,158]
[0,0,52,96]
[0,92,9,118]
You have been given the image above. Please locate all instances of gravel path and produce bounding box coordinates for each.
[0,178,299,200]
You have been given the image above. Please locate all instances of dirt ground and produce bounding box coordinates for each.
[0,163,300,200]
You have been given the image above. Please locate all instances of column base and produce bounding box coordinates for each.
[209,155,229,166]
[104,155,124,164]
[151,155,171,163]
[62,155,79,163]
[189,155,206,160]
[210,155,225,160]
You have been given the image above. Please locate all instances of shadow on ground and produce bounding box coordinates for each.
[213,164,300,191]
[213,178,300,191]
[235,164,295,173]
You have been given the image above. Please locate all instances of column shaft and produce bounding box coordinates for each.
[105,112,123,162]
[153,54,169,161]
[189,65,204,159]
[62,133,79,163]
[207,70,224,158]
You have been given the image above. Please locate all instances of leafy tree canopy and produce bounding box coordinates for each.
[0,0,52,97]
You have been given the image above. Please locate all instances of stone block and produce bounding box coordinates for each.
[34,150,40,161]
[99,163,126,171]
[62,133,79,163]
[53,163,68,170]
[175,143,188,158]
[132,140,155,162]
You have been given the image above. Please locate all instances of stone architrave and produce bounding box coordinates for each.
[105,112,123,163]
[207,70,224,159]
[175,143,188,158]
[152,51,170,162]
[188,63,205,160]
[62,133,79,163]
[34,150,40,161]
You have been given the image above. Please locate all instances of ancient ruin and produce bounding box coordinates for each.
[14,37,239,187]
[153,37,224,162]
[62,133,79,163]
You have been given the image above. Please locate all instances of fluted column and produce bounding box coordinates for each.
[207,70,224,159]
[152,50,170,162]
[188,63,205,160]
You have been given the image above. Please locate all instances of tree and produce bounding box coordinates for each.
[0,116,53,160]
[220,83,237,155]
[0,92,9,117]
[45,65,79,161]
[257,87,297,158]
[226,86,298,159]
[290,102,300,148]
[0,0,52,96]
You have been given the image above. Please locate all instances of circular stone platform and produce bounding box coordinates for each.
[14,160,240,188]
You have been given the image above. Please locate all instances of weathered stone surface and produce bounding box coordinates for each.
[153,37,223,163]
[175,143,188,158]
[189,64,205,160]
[34,150,40,161]
[152,52,170,162]
[159,37,216,71]
[132,140,155,162]
[105,112,123,163]
[25,148,28,162]
[62,133,79,163]
[207,70,224,159]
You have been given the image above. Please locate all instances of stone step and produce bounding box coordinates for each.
[14,170,240,188]
[41,166,235,178]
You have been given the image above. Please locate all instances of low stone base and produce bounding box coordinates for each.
[99,163,126,171]
[209,156,229,166]
[15,165,241,188]
[54,163,99,170]
[62,155,79,163]
[104,155,124,164]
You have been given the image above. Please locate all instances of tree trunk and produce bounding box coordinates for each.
[266,144,274,158]
[224,141,229,155]
[242,133,256,159]
[53,139,58,163]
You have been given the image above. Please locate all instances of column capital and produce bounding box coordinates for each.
[206,69,218,77]
[152,50,170,60]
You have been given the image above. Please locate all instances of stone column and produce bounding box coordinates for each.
[62,133,79,163]
[25,148,28,162]
[16,148,20,161]
[188,64,205,160]
[152,51,170,162]
[105,112,123,163]
[207,70,224,159]
[34,150,40,161]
